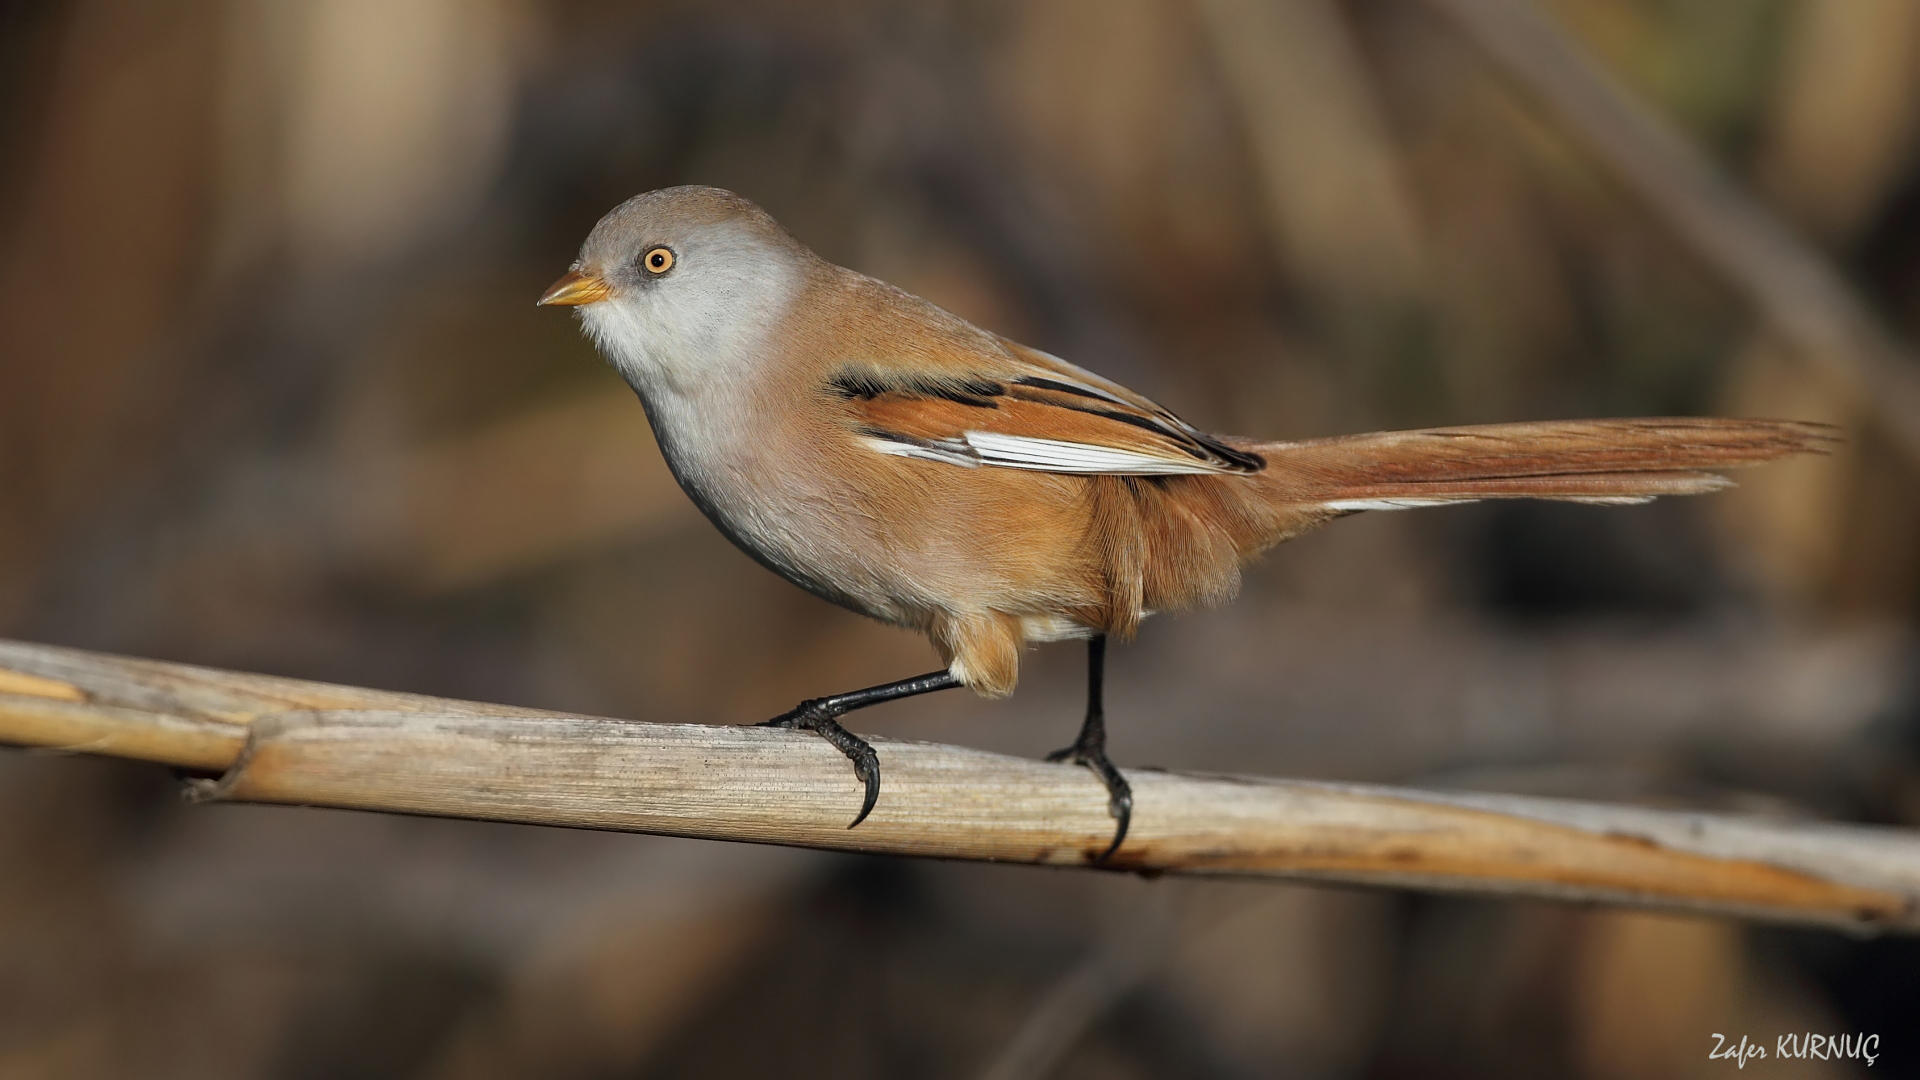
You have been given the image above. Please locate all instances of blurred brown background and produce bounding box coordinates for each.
[3,0,1919,1076]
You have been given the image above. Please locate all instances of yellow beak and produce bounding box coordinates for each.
[538,269,613,306]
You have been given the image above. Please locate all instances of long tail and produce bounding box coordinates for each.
[1252,417,1836,513]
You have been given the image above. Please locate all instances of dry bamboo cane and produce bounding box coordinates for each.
[2,638,1917,933]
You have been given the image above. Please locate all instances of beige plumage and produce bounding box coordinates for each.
[541,185,1831,852]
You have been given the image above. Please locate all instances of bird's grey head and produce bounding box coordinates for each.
[539,186,812,393]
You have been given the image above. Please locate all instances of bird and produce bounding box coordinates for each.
[539,184,1831,860]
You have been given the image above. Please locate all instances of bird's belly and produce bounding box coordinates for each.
[644,430,914,623]
[639,389,1111,632]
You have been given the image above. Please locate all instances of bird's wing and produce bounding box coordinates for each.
[828,344,1261,476]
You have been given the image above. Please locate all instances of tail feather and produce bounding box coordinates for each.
[1255,418,1835,510]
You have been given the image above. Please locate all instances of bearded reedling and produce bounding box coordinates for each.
[541,186,1832,859]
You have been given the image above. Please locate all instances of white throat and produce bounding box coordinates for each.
[578,232,803,403]
[575,228,809,517]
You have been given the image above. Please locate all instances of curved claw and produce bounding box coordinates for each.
[757,672,962,831]
[1096,777,1132,862]
[847,744,881,828]
[767,706,883,828]
[1046,744,1133,862]
[811,719,881,828]
[1087,758,1132,861]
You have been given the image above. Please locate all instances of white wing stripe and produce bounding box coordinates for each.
[860,436,980,468]
[1321,497,1471,511]
[862,430,1234,476]
[961,432,1228,475]
[1322,494,1658,511]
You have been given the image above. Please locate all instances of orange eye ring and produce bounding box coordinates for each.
[643,247,674,274]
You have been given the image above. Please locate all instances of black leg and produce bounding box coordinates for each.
[761,670,961,828]
[1046,635,1132,861]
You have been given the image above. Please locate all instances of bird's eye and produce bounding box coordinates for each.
[642,247,674,274]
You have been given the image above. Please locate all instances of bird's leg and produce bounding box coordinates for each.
[1046,634,1132,861]
[760,669,961,828]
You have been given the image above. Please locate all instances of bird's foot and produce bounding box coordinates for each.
[1046,733,1133,862]
[761,701,882,828]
